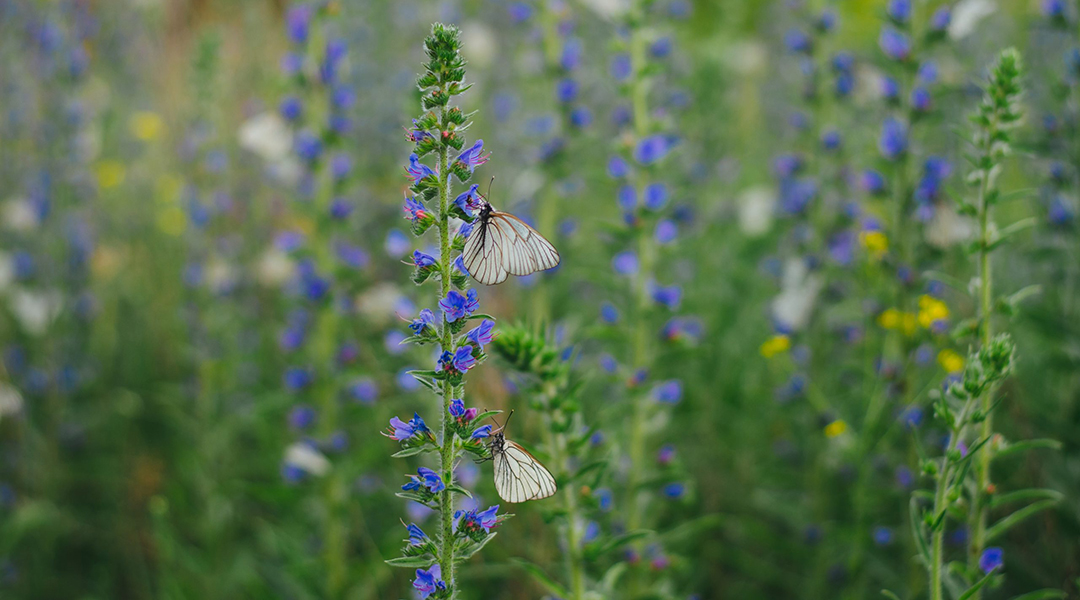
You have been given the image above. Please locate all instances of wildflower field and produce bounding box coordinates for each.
[2,0,1080,598]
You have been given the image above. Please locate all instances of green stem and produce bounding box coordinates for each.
[540,384,586,600]
[436,108,458,595]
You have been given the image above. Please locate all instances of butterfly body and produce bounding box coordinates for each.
[462,200,561,286]
[487,431,557,503]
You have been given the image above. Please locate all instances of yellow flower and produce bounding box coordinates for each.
[901,312,917,337]
[859,230,888,260]
[157,206,187,236]
[155,173,184,205]
[759,334,791,358]
[130,111,165,141]
[824,420,848,438]
[917,295,950,329]
[937,349,964,374]
[95,160,126,189]
[878,308,917,336]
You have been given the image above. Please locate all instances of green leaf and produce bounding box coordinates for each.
[993,438,1062,461]
[881,590,902,600]
[445,484,473,498]
[470,409,503,425]
[987,217,1038,250]
[986,499,1060,542]
[457,532,496,560]
[392,446,434,458]
[923,270,972,296]
[958,571,995,600]
[910,497,931,565]
[385,555,436,568]
[1008,589,1067,600]
[511,558,569,598]
[599,562,628,594]
[587,529,652,559]
[468,313,496,321]
[990,488,1064,509]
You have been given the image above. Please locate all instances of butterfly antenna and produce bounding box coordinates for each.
[485,175,495,200]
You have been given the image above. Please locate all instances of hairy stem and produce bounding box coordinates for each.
[437,105,457,595]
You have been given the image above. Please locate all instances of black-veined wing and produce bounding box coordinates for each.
[492,439,557,503]
[461,208,561,286]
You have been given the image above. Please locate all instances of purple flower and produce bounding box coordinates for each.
[280,96,302,121]
[466,319,495,350]
[979,547,1004,573]
[600,302,619,324]
[873,526,894,546]
[612,251,638,275]
[386,413,428,441]
[406,153,436,184]
[471,425,492,439]
[879,118,908,161]
[413,564,446,598]
[403,467,444,494]
[455,504,500,534]
[653,380,683,403]
[650,36,673,58]
[911,87,932,112]
[608,155,630,178]
[881,76,901,101]
[413,250,437,268]
[289,405,316,429]
[879,26,911,61]
[658,444,676,465]
[409,309,437,334]
[611,53,632,80]
[349,378,377,404]
[860,170,887,195]
[561,37,583,70]
[507,2,533,22]
[930,6,951,30]
[284,367,312,391]
[455,139,490,172]
[294,129,322,162]
[643,183,669,211]
[784,29,812,54]
[285,5,312,44]
[821,129,842,151]
[406,523,428,546]
[332,86,356,109]
[886,0,910,23]
[457,221,474,239]
[386,229,410,256]
[1044,0,1066,19]
[336,243,368,269]
[449,398,466,418]
[454,256,470,276]
[570,106,593,128]
[652,284,682,309]
[440,345,477,373]
[779,178,817,215]
[330,153,352,180]
[773,154,803,178]
[618,184,637,211]
[454,184,482,216]
[634,135,674,165]
[330,198,353,219]
[403,196,427,222]
[556,78,578,103]
[439,289,479,322]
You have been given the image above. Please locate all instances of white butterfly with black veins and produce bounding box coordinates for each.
[461,200,561,286]
[484,413,557,503]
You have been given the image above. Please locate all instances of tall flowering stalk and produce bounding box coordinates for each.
[912,48,1062,600]
[385,24,505,599]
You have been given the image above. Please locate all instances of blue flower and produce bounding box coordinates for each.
[403,467,445,494]
[349,378,377,404]
[471,425,492,439]
[409,309,437,335]
[779,178,817,215]
[900,405,924,429]
[454,256,470,277]
[293,129,321,163]
[454,184,482,216]
[455,504,500,533]
[880,76,901,101]
[773,153,803,178]
[413,564,446,598]
[663,482,685,498]
[1049,195,1075,226]
[879,26,910,61]
[979,547,1004,573]
[457,221,474,239]
[896,465,915,488]
[821,129,842,151]
[284,367,312,391]
[455,139,490,172]
[285,5,312,44]
[653,380,683,403]
[634,135,674,165]
[600,303,619,323]
[570,106,593,128]
[413,250,437,268]
[911,87,932,112]
[652,284,682,309]
[330,198,353,220]
[886,0,910,24]
[617,184,637,212]
[440,345,477,373]
[611,53,632,81]
[817,8,838,32]
[556,77,578,103]
[406,523,428,546]
[439,289,479,322]
[612,251,639,275]
[386,413,428,441]
[507,1,532,23]
[561,37,583,70]
[332,86,356,109]
[608,155,630,178]
[402,197,427,223]
[873,526,894,546]
[595,488,613,511]
[860,169,887,195]
[878,118,908,161]
[643,183,669,211]
[465,319,495,350]
[930,6,951,31]
[280,95,302,121]
[330,153,352,180]
[289,405,316,429]
[917,61,938,84]
[784,29,812,54]
[650,36,673,58]
[1044,0,1066,19]
[406,153,436,184]
[336,243,368,269]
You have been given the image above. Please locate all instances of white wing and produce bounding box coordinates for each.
[461,210,561,286]
[492,440,557,503]
[462,218,509,285]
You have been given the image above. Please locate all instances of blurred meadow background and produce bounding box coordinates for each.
[1,0,1079,598]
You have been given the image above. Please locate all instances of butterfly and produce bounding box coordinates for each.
[461,198,561,286]
[482,411,557,503]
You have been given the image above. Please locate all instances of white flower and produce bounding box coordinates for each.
[461,22,497,70]
[9,288,63,336]
[722,41,768,76]
[205,258,236,294]
[949,0,996,40]
[738,186,775,236]
[771,259,822,332]
[284,442,330,477]
[356,283,409,326]
[238,112,293,163]
[925,205,975,249]
[579,0,631,18]
[256,248,295,287]
[2,197,39,232]
[0,383,23,418]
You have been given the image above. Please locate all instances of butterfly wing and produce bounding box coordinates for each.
[461,216,509,286]
[492,440,557,503]
[489,212,561,276]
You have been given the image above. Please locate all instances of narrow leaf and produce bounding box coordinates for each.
[993,438,1062,460]
[990,488,1064,509]
[457,532,496,560]
[511,558,569,598]
[1008,589,1067,600]
[392,446,434,458]
[385,555,436,568]
[881,590,902,600]
[958,571,995,600]
[986,499,1060,542]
